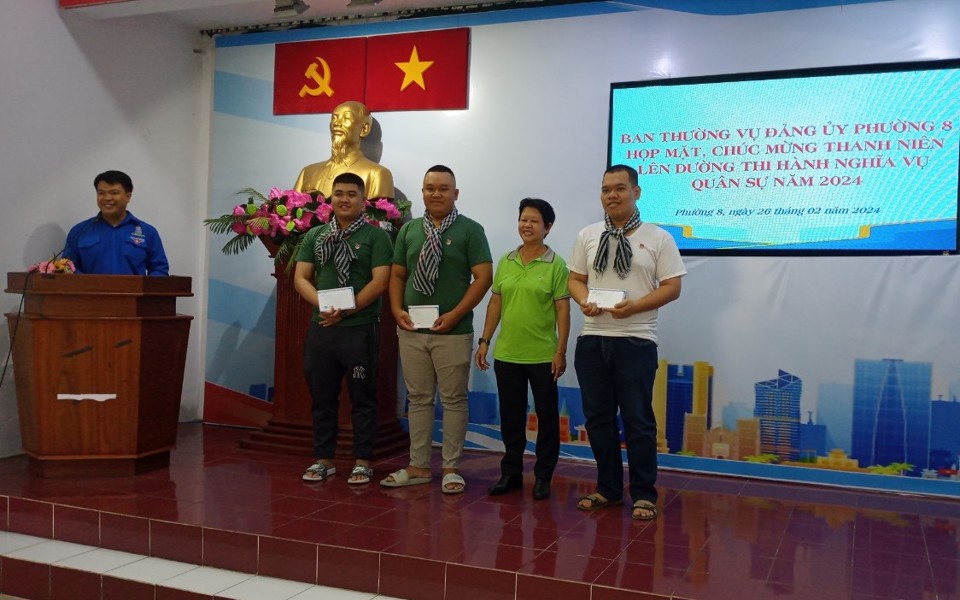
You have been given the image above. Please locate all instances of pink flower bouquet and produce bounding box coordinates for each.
[28,258,76,274]
[205,187,407,265]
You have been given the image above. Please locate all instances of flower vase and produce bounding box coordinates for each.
[258,235,282,259]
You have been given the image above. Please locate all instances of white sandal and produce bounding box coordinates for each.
[302,461,335,482]
[347,464,374,485]
[379,468,432,487]
[441,472,466,494]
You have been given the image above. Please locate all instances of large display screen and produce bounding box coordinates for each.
[609,60,960,254]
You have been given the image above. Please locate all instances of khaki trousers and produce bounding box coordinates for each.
[397,329,473,470]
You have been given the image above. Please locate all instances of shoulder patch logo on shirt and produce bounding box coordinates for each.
[130,226,146,246]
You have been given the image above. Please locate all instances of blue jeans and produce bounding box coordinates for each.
[574,335,659,504]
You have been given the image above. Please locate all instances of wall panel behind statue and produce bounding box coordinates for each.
[206,0,960,494]
[0,1,211,458]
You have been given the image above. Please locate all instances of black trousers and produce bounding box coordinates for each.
[303,322,379,460]
[493,360,560,481]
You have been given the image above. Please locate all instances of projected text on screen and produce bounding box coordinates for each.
[609,60,960,254]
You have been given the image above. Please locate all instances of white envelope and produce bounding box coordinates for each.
[317,287,356,312]
[587,287,626,309]
[408,305,440,329]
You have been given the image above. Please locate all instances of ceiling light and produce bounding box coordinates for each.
[274,0,310,19]
[347,0,383,6]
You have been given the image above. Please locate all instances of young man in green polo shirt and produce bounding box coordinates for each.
[380,165,492,494]
[293,172,393,484]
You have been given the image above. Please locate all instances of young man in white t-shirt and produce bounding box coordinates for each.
[568,164,686,521]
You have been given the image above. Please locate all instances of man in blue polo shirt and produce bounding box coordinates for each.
[63,170,169,276]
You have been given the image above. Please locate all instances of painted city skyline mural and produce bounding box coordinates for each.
[463,355,960,485]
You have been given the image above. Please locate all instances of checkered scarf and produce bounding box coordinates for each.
[593,211,642,279]
[412,209,459,296]
[315,215,366,287]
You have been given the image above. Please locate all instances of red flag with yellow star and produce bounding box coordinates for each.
[364,29,470,112]
[274,38,367,115]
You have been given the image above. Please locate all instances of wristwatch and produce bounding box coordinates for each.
[477,337,489,345]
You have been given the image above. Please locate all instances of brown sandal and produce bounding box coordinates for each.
[577,493,623,511]
[631,499,658,520]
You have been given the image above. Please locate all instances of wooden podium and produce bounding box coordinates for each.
[4,272,193,477]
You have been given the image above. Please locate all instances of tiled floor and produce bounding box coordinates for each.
[0,530,398,600]
[0,423,957,600]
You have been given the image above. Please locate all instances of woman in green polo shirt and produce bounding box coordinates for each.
[475,198,570,500]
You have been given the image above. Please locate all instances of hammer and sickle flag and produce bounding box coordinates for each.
[274,38,366,115]
[365,29,470,112]
[299,57,334,98]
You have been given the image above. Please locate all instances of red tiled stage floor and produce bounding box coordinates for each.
[0,423,958,600]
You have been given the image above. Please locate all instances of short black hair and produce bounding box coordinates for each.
[332,172,365,195]
[425,164,455,182]
[518,198,556,227]
[604,164,639,187]
[94,170,133,194]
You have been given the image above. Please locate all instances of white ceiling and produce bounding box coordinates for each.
[64,0,527,32]
[63,0,892,34]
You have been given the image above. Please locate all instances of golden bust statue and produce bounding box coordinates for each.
[294,101,395,199]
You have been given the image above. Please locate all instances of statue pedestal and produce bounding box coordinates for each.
[240,245,407,460]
